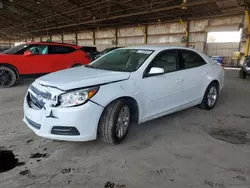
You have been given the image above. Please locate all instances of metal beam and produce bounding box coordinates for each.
[75,31,78,45]
[93,30,95,45]
[245,10,250,56]
[31,0,78,24]
[28,0,219,32]
[115,28,118,46]
[144,25,148,44]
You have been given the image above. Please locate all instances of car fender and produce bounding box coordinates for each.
[91,79,144,119]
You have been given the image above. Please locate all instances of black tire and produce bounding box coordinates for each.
[199,82,219,110]
[239,69,246,79]
[72,64,82,68]
[98,100,131,144]
[0,66,17,88]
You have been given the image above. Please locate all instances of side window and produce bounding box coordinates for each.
[29,45,48,55]
[16,45,48,55]
[49,46,71,54]
[16,45,32,54]
[179,50,206,69]
[67,47,76,53]
[146,50,178,74]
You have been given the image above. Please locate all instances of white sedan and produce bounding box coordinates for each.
[23,46,224,144]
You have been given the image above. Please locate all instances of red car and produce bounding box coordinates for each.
[0,42,91,88]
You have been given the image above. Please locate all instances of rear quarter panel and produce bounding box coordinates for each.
[71,50,91,66]
[201,53,224,92]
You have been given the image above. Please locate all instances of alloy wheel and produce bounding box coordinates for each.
[116,105,130,138]
[0,70,12,86]
[207,86,217,107]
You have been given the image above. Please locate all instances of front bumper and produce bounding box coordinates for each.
[23,95,104,142]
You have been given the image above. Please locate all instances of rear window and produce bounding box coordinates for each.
[80,47,97,54]
[179,50,206,69]
[49,46,76,54]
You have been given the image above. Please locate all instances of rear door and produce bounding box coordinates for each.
[48,45,76,72]
[177,49,209,104]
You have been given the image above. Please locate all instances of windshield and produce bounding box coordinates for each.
[2,44,28,54]
[87,49,153,72]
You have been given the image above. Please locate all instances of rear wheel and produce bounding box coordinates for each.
[98,100,131,144]
[0,66,17,88]
[239,69,246,79]
[199,82,219,110]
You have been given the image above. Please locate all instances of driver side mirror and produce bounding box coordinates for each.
[148,67,164,75]
[24,50,33,56]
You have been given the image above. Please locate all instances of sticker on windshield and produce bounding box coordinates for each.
[137,50,152,54]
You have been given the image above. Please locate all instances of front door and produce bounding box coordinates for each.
[139,49,185,121]
[21,44,52,74]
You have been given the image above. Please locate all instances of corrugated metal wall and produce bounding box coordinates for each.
[78,31,94,46]
[147,22,184,47]
[207,43,239,66]
[63,33,76,44]
[206,15,243,66]
[189,19,208,52]
[0,40,11,47]
[118,26,144,47]
[95,29,116,50]
[5,14,244,66]
[51,34,62,43]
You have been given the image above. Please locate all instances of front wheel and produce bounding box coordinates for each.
[0,66,17,88]
[199,82,219,110]
[98,100,131,144]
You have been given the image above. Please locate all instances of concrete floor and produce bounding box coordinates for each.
[0,70,250,188]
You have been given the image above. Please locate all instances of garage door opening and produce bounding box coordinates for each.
[207,30,242,43]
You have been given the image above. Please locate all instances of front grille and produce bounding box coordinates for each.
[27,92,44,109]
[26,116,41,130]
[30,85,52,100]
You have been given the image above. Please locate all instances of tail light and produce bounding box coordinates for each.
[217,62,224,69]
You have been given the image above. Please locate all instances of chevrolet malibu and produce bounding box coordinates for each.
[23,46,224,144]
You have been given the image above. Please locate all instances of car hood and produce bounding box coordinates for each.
[36,67,130,91]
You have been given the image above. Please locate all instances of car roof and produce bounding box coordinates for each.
[81,46,96,48]
[121,45,210,63]
[27,42,80,49]
[123,45,196,51]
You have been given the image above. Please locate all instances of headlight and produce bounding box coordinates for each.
[58,87,99,107]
